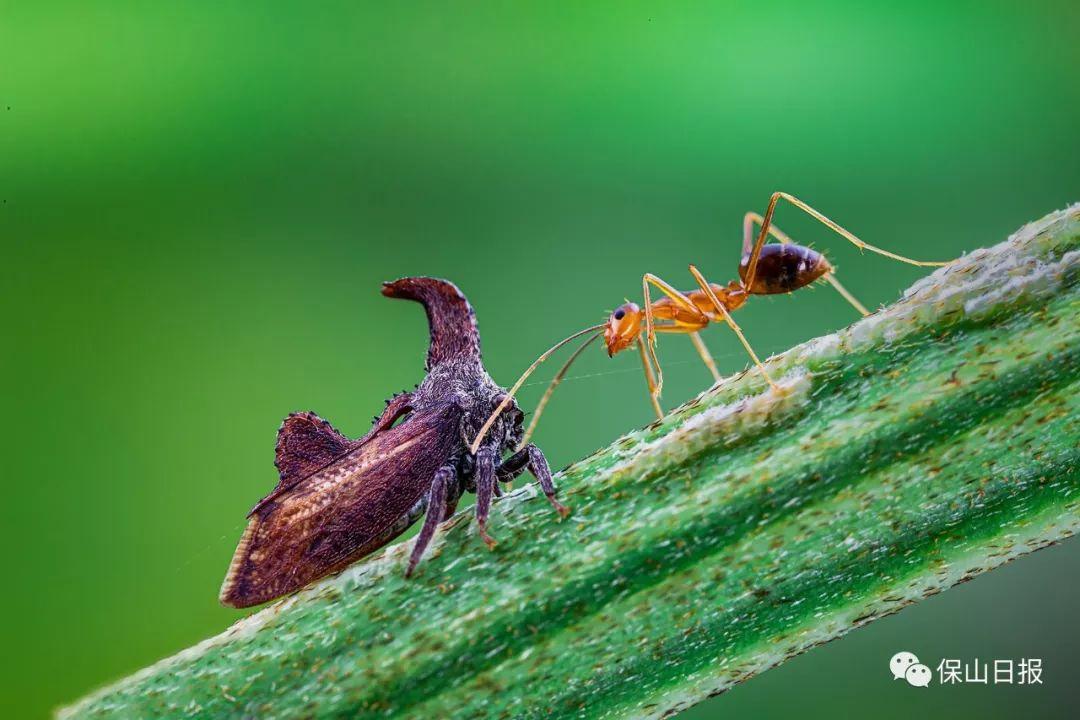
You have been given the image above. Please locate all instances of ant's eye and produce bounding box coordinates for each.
[613,309,625,320]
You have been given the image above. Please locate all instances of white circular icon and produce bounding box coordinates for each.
[890,651,920,680]
[905,663,932,687]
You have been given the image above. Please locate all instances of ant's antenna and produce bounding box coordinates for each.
[519,331,602,448]
[470,324,605,454]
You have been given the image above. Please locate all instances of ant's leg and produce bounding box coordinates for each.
[641,272,710,397]
[688,331,721,382]
[686,264,779,390]
[821,272,871,317]
[406,465,455,577]
[640,275,661,395]
[637,337,664,419]
[742,192,952,292]
[744,211,871,317]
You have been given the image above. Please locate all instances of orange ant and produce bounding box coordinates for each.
[470,192,951,454]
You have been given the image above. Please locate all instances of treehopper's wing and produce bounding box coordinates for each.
[220,403,461,608]
[250,411,362,516]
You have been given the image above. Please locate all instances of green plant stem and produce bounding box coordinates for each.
[61,205,1080,720]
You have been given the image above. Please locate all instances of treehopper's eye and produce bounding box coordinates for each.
[613,309,625,320]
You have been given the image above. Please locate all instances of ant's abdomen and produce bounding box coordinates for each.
[740,243,832,295]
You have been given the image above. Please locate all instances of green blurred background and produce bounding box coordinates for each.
[3,2,1078,718]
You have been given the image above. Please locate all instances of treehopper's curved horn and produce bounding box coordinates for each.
[382,277,482,369]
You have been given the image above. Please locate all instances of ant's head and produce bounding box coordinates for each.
[604,302,642,357]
